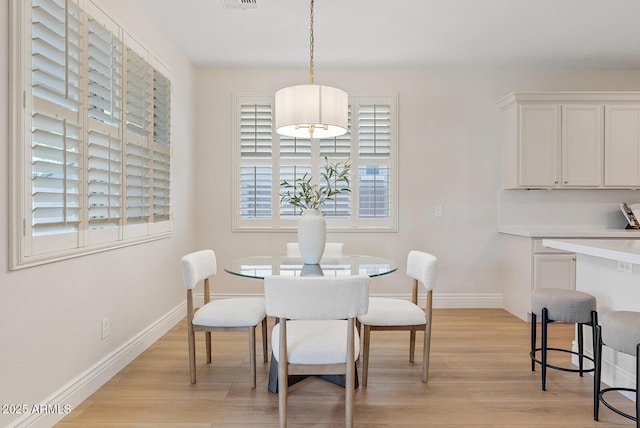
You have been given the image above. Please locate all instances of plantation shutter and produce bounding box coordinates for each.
[318,109,352,218]
[124,48,152,229]
[279,134,311,217]
[231,94,396,231]
[240,103,273,219]
[86,15,123,240]
[31,0,83,244]
[358,103,392,219]
[152,69,171,223]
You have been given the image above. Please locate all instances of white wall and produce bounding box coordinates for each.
[194,67,640,306]
[0,1,196,426]
[3,1,640,425]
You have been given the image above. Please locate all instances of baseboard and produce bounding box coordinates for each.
[10,302,186,428]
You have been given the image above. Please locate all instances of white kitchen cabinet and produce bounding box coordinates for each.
[604,105,640,187]
[517,104,560,187]
[561,104,603,187]
[501,235,576,321]
[499,92,640,190]
[533,253,576,291]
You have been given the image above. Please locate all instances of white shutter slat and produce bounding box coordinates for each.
[87,130,121,228]
[153,70,170,147]
[240,165,272,219]
[240,103,272,158]
[280,136,312,158]
[151,149,170,221]
[125,143,151,223]
[87,17,122,127]
[358,164,391,219]
[126,50,151,136]
[279,165,311,217]
[358,104,392,159]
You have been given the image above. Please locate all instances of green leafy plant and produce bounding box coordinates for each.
[279,157,351,211]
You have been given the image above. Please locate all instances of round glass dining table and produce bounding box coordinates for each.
[223,254,398,393]
[224,254,398,279]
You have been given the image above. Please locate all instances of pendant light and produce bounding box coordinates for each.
[275,0,348,140]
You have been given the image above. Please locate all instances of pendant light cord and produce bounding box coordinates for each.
[309,0,314,85]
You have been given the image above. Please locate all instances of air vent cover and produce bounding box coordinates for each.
[221,0,258,10]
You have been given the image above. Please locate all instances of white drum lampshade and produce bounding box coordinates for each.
[275,84,348,139]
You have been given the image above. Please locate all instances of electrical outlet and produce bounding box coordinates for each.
[434,205,443,217]
[618,261,633,274]
[101,317,110,339]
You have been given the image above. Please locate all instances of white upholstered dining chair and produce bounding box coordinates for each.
[180,249,268,388]
[285,242,344,258]
[264,275,370,428]
[357,250,437,384]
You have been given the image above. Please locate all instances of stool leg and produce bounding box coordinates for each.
[542,308,548,391]
[594,325,602,421]
[531,312,537,372]
[636,343,639,428]
[578,322,584,377]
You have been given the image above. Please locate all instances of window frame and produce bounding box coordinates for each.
[9,0,172,270]
[232,93,399,233]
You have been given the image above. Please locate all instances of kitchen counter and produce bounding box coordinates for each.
[541,238,640,396]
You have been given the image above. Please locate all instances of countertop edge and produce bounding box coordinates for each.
[498,226,640,238]
[543,239,640,265]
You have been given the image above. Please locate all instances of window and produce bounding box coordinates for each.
[232,94,398,231]
[9,0,172,269]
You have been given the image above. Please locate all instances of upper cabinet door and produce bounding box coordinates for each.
[518,104,560,187]
[562,104,603,187]
[604,105,640,187]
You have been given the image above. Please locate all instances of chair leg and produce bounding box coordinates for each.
[531,312,537,372]
[346,319,355,428]
[422,321,431,383]
[409,327,416,363]
[278,320,288,428]
[541,308,549,391]
[361,325,371,387]
[206,331,212,364]
[578,322,585,376]
[262,318,269,363]
[188,322,197,384]
[594,325,602,421]
[249,326,257,389]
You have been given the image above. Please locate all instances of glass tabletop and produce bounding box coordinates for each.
[224,255,398,279]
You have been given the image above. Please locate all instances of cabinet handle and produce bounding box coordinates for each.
[564,181,568,184]
[554,181,559,184]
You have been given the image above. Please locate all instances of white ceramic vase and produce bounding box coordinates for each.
[297,209,326,264]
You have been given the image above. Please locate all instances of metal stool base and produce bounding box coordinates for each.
[530,347,594,374]
[530,308,598,391]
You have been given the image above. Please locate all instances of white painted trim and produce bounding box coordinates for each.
[10,302,186,428]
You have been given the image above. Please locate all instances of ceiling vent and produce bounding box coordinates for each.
[221,0,258,10]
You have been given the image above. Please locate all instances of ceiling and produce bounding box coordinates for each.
[134,0,640,69]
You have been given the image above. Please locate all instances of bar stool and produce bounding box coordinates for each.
[594,311,640,427]
[530,288,598,391]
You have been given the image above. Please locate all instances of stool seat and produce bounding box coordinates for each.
[532,288,596,323]
[530,288,598,391]
[594,310,640,427]
[601,311,640,356]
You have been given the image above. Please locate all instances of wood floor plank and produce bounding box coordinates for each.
[56,309,634,427]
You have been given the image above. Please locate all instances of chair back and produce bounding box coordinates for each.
[264,275,369,320]
[286,242,344,258]
[407,250,437,291]
[181,249,217,290]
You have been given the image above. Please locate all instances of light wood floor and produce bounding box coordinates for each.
[57,309,635,427]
